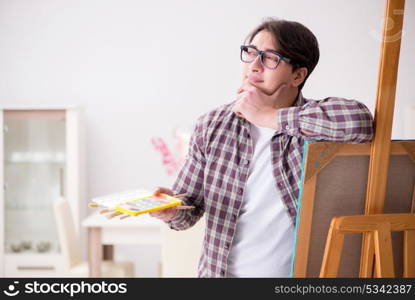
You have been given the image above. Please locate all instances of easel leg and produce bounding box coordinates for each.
[360,233,375,277]
[403,229,415,277]
[373,223,395,278]
[320,219,344,278]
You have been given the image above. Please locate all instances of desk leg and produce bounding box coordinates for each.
[88,227,102,277]
[103,245,114,260]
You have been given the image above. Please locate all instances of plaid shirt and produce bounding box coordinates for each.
[166,92,374,277]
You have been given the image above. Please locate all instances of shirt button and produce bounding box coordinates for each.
[224,242,230,249]
[221,270,225,276]
[232,214,237,221]
[285,125,290,130]
[238,187,243,195]
[278,182,283,188]
[242,159,249,165]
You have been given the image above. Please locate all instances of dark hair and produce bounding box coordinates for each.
[245,18,319,91]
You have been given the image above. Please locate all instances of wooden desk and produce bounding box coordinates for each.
[82,212,162,277]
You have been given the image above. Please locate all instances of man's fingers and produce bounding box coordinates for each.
[233,97,251,119]
[238,79,259,94]
[149,207,178,221]
[153,186,173,196]
[236,91,249,101]
[232,99,245,118]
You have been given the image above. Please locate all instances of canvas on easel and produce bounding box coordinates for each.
[291,140,415,277]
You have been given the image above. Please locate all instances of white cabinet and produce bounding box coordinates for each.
[0,108,85,277]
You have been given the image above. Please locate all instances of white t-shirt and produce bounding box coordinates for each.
[226,123,294,277]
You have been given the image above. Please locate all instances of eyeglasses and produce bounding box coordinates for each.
[240,45,292,70]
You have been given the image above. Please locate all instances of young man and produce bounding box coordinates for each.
[150,18,374,277]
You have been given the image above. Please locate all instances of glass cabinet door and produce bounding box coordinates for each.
[3,110,66,255]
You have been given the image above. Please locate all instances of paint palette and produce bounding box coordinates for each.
[92,189,153,208]
[115,194,182,216]
[89,189,189,219]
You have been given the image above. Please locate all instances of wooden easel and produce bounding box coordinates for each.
[320,0,414,278]
[320,214,415,277]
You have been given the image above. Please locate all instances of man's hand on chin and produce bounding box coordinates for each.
[232,80,290,129]
[233,99,278,129]
[232,80,317,136]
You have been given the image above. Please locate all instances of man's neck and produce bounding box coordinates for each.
[271,88,299,110]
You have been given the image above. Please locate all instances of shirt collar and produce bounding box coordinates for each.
[293,90,306,107]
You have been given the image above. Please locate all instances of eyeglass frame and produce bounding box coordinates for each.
[240,45,293,70]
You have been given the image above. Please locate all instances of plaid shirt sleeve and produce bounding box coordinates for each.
[276,97,374,143]
[165,117,206,231]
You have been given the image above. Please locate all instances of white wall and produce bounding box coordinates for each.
[0,0,413,277]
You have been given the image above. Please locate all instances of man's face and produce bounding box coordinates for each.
[241,30,296,95]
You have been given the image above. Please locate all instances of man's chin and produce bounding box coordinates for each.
[246,80,277,95]
[248,81,268,94]
[257,85,274,96]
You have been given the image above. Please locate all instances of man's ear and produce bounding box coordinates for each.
[292,67,308,88]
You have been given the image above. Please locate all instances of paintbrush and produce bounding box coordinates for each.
[88,202,115,214]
